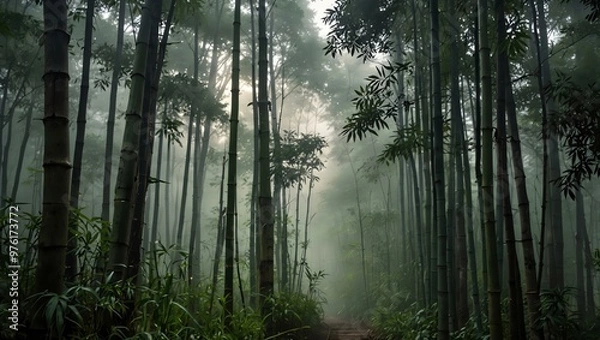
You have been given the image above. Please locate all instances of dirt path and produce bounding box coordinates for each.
[320,317,372,340]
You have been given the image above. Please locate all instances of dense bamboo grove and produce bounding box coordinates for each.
[1,0,600,339]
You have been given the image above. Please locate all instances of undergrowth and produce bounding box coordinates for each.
[266,291,324,339]
[370,299,437,340]
[0,208,323,339]
[369,288,600,340]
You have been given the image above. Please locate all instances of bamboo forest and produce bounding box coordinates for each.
[2,0,600,338]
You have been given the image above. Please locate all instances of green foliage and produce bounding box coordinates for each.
[536,287,581,338]
[274,131,327,188]
[593,249,600,270]
[68,209,112,281]
[378,124,426,164]
[451,316,487,340]
[0,13,11,37]
[0,205,40,288]
[158,72,228,125]
[546,72,600,199]
[343,85,390,140]
[157,115,185,147]
[323,0,398,60]
[0,3,43,113]
[370,302,437,340]
[0,8,41,41]
[501,12,530,60]
[265,291,324,339]
[92,42,135,90]
[158,73,199,107]
[0,207,129,339]
[172,0,205,23]
[560,0,600,22]
[304,265,327,303]
[340,61,410,142]
[370,301,489,340]
[26,277,132,338]
[0,206,328,339]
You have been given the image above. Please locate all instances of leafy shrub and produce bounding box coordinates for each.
[265,291,324,339]
[0,208,327,339]
[536,287,581,339]
[452,314,487,340]
[370,302,436,340]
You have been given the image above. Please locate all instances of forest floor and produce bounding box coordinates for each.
[317,317,372,340]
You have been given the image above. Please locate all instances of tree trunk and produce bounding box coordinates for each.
[581,193,595,322]
[235,206,245,308]
[224,0,241,321]
[188,20,201,286]
[102,0,126,223]
[190,0,224,282]
[1,76,29,202]
[292,184,301,291]
[479,0,503,336]
[258,0,275,324]
[188,110,201,284]
[496,4,526,336]
[2,101,12,203]
[473,8,488,313]
[165,134,172,247]
[175,110,194,262]
[410,0,428,305]
[210,156,226,313]
[11,96,33,200]
[150,107,166,255]
[447,92,457,333]
[535,0,564,290]
[249,0,259,308]
[127,0,173,284]
[407,153,426,307]
[448,0,468,327]
[393,26,410,300]
[0,55,33,202]
[29,0,71,336]
[0,66,10,201]
[107,0,152,282]
[95,0,127,284]
[504,21,543,340]
[281,187,290,286]
[460,107,483,332]
[420,51,434,307]
[431,0,448,337]
[452,73,469,332]
[269,10,285,291]
[347,150,369,308]
[31,136,43,212]
[575,190,585,318]
[67,0,95,282]
[298,173,316,293]
[495,166,505,288]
